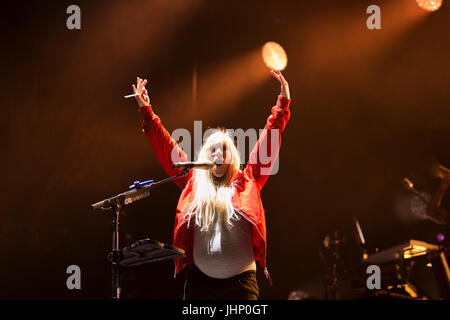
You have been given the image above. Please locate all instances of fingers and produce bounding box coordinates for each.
[271,70,287,85]
[137,77,143,92]
[271,70,286,85]
[270,69,289,98]
[136,77,146,91]
[270,70,280,80]
[140,79,147,91]
[137,77,141,91]
[133,77,149,102]
[275,70,284,79]
[142,88,149,102]
[132,76,151,105]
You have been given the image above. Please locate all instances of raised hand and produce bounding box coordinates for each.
[271,70,290,99]
[132,77,150,108]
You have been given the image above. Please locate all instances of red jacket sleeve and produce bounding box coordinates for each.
[244,95,291,189]
[139,105,190,189]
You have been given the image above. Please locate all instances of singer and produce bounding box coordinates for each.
[132,70,291,300]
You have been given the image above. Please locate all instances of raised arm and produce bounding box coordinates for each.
[133,77,190,189]
[244,70,291,189]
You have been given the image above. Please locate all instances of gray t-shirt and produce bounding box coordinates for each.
[193,213,255,279]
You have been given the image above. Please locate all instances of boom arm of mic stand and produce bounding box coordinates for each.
[89,170,189,300]
[90,171,189,211]
[404,181,449,225]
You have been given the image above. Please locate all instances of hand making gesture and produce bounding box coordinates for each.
[270,70,290,99]
[132,77,150,108]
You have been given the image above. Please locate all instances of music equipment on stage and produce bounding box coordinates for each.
[91,171,188,300]
[320,230,357,300]
[321,166,450,300]
[107,238,185,267]
[402,165,450,225]
[322,217,450,300]
[361,240,450,300]
[364,240,439,264]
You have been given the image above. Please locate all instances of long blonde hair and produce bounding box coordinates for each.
[186,129,241,232]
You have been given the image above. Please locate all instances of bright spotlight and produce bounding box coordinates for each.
[262,41,287,71]
[416,0,442,12]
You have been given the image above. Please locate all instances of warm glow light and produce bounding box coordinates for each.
[403,245,428,259]
[262,41,287,71]
[404,283,419,298]
[416,0,442,11]
[158,49,270,126]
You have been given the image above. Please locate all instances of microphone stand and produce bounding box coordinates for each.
[402,178,449,225]
[402,178,450,299]
[91,170,189,300]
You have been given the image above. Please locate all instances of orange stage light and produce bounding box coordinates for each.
[416,0,442,11]
[262,42,288,71]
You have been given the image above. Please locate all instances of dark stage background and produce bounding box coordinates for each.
[1,0,449,299]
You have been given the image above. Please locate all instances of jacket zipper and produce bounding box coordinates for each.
[234,208,272,285]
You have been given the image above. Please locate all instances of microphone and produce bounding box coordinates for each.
[402,177,449,225]
[402,177,414,191]
[172,161,214,170]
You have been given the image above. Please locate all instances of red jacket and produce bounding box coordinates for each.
[139,95,291,282]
